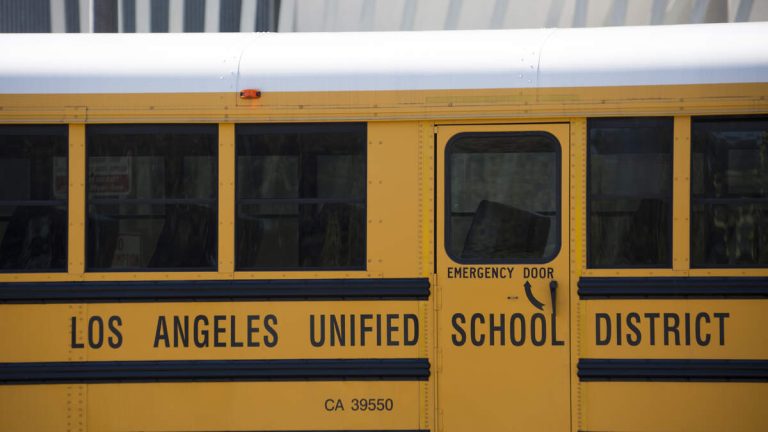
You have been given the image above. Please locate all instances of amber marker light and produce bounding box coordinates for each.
[239,89,262,99]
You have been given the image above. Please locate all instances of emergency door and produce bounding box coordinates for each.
[436,124,570,431]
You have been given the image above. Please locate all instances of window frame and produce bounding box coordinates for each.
[690,114,768,269]
[444,131,562,265]
[0,125,69,273]
[85,123,219,272]
[234,122,367,272]
[586,117,675,269]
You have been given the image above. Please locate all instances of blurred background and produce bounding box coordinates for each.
[0,0,766,33]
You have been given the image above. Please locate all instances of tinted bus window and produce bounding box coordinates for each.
[446,133,559,263]
[692,117,768,267]
[588,118,673,268]
[0,125,67,271]
[87,125,217,271]
[236,123,365,270]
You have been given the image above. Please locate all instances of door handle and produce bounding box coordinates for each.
[549,280,558,316]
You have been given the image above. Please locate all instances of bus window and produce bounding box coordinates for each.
[588,118,673,268]
[0,125,67,271]
[86,125,217,271]
[445,132,559,263]
[692,116,768,267]
[235,123,365,270]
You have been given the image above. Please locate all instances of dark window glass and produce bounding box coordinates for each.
[692,117,768,267]
[87,125,217,271]
[588,118,673,268]
[446,133,560,263]
[236,123,366,270]
[0,126,67,271]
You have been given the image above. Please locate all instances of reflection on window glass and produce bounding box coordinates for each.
[0,126,67,271]
[588,118,673,268]
[692,117,768,267]
[87,125,217,270]
[446,133,559,262]
[236,123,366,270]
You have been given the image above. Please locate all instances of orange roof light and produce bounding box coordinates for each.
[239,89,262,99]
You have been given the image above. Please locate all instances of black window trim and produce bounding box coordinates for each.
[85,123,219,273]
[586,116,675,269]
[444,131,562,265]
[690,114,768,269]
[234,122,368,272]
[0,124,68,274]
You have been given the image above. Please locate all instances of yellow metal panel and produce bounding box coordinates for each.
[0,301,424,362]
[218,123,235,275]
[582,300,768,359]
[582,382,768,431]
[570,117,587,432]
[0,385,82,432]
[673,116,692,272]
[366,121,422,278]
[68,123,85,276]
[1,83,766,123]
[86,382,420,431]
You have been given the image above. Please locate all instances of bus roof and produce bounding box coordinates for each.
[1,22,767,95]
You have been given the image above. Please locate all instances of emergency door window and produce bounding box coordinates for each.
[446,132,560,263]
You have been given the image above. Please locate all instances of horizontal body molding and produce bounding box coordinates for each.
[0,278,430,303]
[578,277,768,299]
[0,358,430,384]
[579,358,768,382]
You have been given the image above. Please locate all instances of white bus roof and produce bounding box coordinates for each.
[1,22,767,94]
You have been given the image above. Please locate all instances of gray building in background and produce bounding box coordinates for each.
[0,0,766,33]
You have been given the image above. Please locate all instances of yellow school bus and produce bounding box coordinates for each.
[0,22,767,432]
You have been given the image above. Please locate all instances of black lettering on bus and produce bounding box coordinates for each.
[173,315,188,348]
[596,313,611,346]
[70,316,84,349]
[404,314,419,346]
[551,313,565,346]
[663,313,680,346]
[531,313,546,346]
[616,313,622,346]
[695,312,710,346]
[247,315,261,347]
[230,315,244,347]
[626,312,641,346]
[489,313,505,346]
[88,316,104,349]
[213,315,226,348]
[510,313,525,346]
[309,314,325,347]
[154,316,169,348]
[644,313,660,346]
[684,313,692,346]
[360,314,373,346]
[386,314,399,346]
[714,312,729,346]
[194,315,209,348]
[330,315,345,346]
[264,314,278,347]
[451,313,466,346]
[107,316,122,349]
[470,313,485,346]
